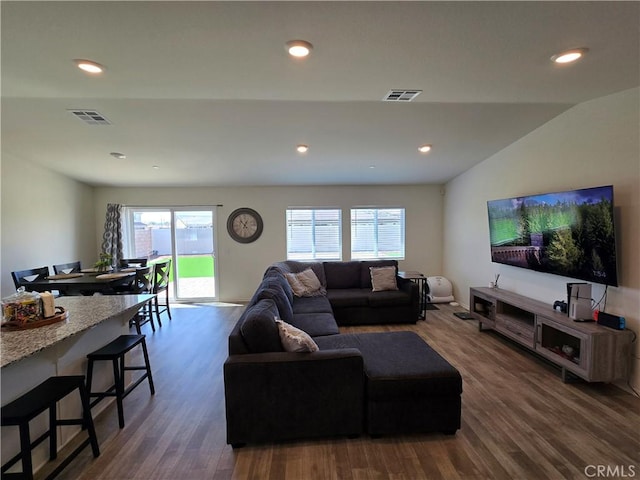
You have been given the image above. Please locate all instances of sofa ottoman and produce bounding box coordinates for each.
[315,331,462,436]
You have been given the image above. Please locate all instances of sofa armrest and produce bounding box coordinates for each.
[224,349,364,445]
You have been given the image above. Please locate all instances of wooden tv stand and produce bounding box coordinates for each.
[469,287,633,383]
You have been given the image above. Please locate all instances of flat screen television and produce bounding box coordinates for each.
[487,185,618,286]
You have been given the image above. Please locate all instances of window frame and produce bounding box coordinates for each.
[285,207,342,261]
[350,207,406,260]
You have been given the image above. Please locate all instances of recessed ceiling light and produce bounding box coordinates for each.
[74,59,105,74]
[418,144,432,154]
[152,165,160,170]
[286,40,313,58]
[110,152,126,159]
[550,48,588,64]
[296,144,309,153]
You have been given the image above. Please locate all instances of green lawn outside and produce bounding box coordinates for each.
[150,255,214,281]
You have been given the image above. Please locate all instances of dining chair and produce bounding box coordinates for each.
[110,261,146,294]
[52,261,86,296]
[119,258,148,269]
[152,259,172,326]
[53,261,82,275]
[11,267,50,291]
[125,266,156,333]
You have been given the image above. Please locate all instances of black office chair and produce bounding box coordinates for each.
[11,266,50,291]
[119,258,148,269]
[53,261,82,274]
[152,259,172,326]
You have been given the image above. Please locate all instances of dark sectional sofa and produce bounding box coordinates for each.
[269,260,420,326]
[224,260,462,447]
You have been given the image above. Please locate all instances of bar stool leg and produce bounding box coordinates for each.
[140,337,155,395]
[78,382,100,458]
[48,404,57,460]
[86,358,95,403]
[146,302,156,332]
[19,422,34,480]
[112,358,125,429]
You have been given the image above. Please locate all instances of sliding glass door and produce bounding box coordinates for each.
[123,207,218,302]
[173,208,216,300]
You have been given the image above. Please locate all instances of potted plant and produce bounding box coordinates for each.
[94,253,113,272]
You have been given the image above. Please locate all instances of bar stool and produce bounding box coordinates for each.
[112,266,155,333]
[151,259,172,325]
[1,375,100,480]
[86,335,155,429]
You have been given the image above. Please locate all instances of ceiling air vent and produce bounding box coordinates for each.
[68,109,112,125]
[382,90,422,102]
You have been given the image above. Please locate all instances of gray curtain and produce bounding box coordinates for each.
[101,203,123,266]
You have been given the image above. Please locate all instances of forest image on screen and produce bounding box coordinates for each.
[487,185,618,286]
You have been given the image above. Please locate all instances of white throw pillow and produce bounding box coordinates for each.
[276,319,319,352]
[370,266,398,292]
[296,268,324,295]
[284,272,307,296]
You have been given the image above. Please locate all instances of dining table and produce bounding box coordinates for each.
[16,269,137,295]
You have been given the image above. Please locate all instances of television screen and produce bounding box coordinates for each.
[487,185,618,286]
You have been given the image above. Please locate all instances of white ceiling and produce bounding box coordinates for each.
[2,1,638,187]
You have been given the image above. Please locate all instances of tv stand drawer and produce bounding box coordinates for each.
[496,316,535,348]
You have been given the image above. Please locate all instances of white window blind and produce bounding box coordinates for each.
[351,208,405,260]
[286,208,342,261]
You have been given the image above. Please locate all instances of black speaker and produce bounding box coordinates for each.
[596,311,625,330]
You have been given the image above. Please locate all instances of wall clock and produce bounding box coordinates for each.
[227,208,264,243]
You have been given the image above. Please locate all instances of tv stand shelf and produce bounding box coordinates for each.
[469,287,633,383]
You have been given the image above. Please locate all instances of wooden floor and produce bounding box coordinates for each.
[48,303,639,480]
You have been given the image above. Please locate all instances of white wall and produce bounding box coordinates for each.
[0,157,444,303]
[443,87,640,388]
[93,184,444,302]
[1,155,97,298]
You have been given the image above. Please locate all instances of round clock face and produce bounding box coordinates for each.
[227,208,263,243]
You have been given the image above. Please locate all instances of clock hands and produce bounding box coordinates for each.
[235,216,256,237]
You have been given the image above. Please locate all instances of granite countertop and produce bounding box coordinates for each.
[1,294,153,368]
